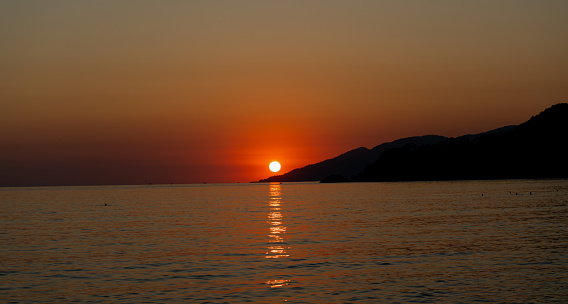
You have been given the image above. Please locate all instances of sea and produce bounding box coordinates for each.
[1,179,567,303]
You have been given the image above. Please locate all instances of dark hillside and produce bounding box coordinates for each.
[258,135,446,182]
[352,103,568,182]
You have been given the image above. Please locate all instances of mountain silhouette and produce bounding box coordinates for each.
[257,103,567,183]
[351,103,568,182]
[258,135,448,182]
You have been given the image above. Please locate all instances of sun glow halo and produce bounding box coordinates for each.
[269,161,281,173]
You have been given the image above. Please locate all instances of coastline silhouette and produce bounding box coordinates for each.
[258,135,446,183]
[258,103,568,183]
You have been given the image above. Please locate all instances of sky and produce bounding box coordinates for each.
[1,0,567,186]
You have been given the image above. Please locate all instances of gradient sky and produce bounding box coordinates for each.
[1,0,567,186]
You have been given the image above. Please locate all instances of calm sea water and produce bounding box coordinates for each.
[1,180,567,303]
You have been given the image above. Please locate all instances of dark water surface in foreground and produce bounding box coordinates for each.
[1,180,568,303]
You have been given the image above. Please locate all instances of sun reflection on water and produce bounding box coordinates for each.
[266,183,289,259]
[266,279,291,288]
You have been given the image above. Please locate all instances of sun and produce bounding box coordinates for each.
[269,161,281,173]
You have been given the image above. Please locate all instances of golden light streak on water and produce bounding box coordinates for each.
[266,183,290,259]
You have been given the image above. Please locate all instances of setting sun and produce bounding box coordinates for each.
[269,161,281,173]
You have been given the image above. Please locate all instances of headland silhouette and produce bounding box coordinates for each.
[257,103,568,183]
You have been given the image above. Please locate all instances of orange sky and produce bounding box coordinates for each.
[1,1,567,186]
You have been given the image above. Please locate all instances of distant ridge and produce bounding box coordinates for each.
[258,135,447,182]
[257,103,567,183]
[351,103,568,182]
